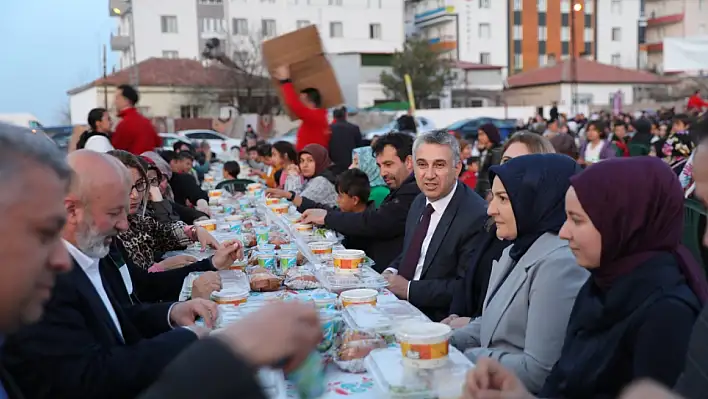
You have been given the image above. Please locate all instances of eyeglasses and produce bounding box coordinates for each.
[131,179,148,193]
[148,177,160,187]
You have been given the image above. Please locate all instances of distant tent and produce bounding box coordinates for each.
[365,101,410,111]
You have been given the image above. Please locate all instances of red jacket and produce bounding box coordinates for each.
[688,94,708,112]
[460,170,477,190]
[281,82,330,151]
[111,107,162,155]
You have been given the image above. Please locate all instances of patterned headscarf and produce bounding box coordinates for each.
[352,147,386,187]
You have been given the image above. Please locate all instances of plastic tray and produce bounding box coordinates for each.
[315,266,389,294]
[364,347,473,399]
[179,270,250,301]
[341,302,429,336]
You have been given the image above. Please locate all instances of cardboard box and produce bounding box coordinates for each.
[262,26,344,120]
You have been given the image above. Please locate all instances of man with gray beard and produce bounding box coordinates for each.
[2,150,243,399]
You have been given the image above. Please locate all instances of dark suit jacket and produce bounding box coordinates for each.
[170,172,208,206]
[323,174,421,272]
[0,364,23,399]
[138,338,266,399]
[328,120,363,175]
[389,182,487,321]
[675,303,708,399]
[2,255,197,399]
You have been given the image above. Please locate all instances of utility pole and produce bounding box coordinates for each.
[103,45,108,108]
[129,8,139,89]
[569,2,582,116]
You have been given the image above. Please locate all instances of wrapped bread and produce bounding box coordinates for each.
[333,330,386,373]
[284,268,320,290]
[249,272,282,292]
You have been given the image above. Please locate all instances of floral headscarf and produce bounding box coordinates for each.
[661,130,694,167]
[352,147,386,187]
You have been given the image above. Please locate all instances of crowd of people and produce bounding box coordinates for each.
[2,68,708,399]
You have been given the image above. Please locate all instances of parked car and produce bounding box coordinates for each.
[159,133,189,151]
[177,129,240,154]
[443,117,517,141]
[268,127,298,145]
[364,116,436,140]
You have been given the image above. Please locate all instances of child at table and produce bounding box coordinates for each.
[336,169,370,214]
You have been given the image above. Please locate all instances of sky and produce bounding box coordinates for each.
[0,1,115,125]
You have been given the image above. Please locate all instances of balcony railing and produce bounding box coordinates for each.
[646,12,684,27]
[110,33,131,52]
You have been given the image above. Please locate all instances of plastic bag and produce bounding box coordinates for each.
[284,267,321,290]
[333,330,386,373]
[249,269,282,292]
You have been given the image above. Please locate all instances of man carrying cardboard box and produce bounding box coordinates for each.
[273,65,330,151]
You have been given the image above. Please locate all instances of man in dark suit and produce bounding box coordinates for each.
[328,107,363,175]
[300,133,421,272]
[383,131,488,321]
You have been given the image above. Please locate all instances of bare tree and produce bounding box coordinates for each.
[56,102,72,125]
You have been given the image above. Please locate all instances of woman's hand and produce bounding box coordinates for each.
[286,164,300,176]
[195,226,221,250]
[266,188,291,200]
[148,186,163,202]
[191,271,222,300]
[211,240,244,270]
[158,254,198,270]
[463,358,535,399]
[449,317,471,329]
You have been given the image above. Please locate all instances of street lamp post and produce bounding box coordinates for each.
[569,2,582,116]
[111,0,138,89]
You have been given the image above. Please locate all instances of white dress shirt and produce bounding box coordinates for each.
[84,135,114,153]
[64,240,124,340]
[387,182,458,295]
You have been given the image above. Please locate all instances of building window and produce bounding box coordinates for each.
[262,19,276,37]
[612,27,621,41]
[202,18,226,33]
[560,0,569,13]
[538,26,547,41]
[369,23,381,39]
[233,18,248,35]
[478,23,491,39]
[330,22,343,37]
[561,26,570,41]
[513,0,522,11]
[260,0,275,3]
[328,0,342,5]
[199,0,223,3]
[480,52,491,64]
[548,53,556,65]
[585,0,593,13]
[611,0,621,13]
[296,20,310,29]
[161,16,178,33]
[537,0,546,12]
[514,54,523,70]
[513,25,522,40]
[479,0,490,8]
[180,106,202,119]
[611,53,621,66]
[539,54,547,66]
[162,50,179,59]
[584,27,593,42]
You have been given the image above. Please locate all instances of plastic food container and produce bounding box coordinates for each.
[269,203,289,215]
[209,205,223,215]
[204,175,215,183]
[225,215,244,223]
[317,309,337,352]
[195,219,217,231]
[266,197,280,206]
[308,241,334,257]
[340,288,378,308]
[279,243,298,252]
[238,199,250,210]
[223,204,235,215]
[365,347,472,398]
[230,260,247,272]
[211,288,249,306]
[257,243,276,253]
[311,291,338,310]
[257,252,276,270]
[396,322,452,369]
[247,183,263,193]
[208,189,223,197]
[208,196,221,205]
[255,227,269,244]
[278,251,298,273]
[286,214,302,224]
[333,249,366,273]
[315,266,389,294]
[228,220,242,233]
[242,207,256,218]
[295,223,313,234]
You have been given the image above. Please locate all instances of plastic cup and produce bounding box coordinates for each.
[396,322,452,369]
[266,197,280,206]
[295,223,313,234]
[317,310,337,352]
[287,351,325,399]
[255,227,269,244]
[340,288,378,308]
[246,183,263,193]
[278,251,298,273]
[257,243,276,253]
[332,249,366,273]
[311,292,337,310]
[211,288,249,305]
[257,252,276,270]
[238,199,250,210]
[308,241,333,258]
[208,189,223,198]
[269,203,289,215]
[230,260,247,271]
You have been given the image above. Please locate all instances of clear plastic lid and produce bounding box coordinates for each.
[315,266,389,294]
[179,270,249,301]
[342,302,430,334]
[364,347,473,399]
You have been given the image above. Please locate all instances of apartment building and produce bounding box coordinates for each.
[405,0,641,75]
[642,0,708,73]
[110,0,404,69]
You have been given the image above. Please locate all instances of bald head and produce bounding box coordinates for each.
[67,150,130,201]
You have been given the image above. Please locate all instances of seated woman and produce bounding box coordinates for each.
[272,140,299,189]
[266,144,338,210]
[450,153,589,394]
[108,150,221,271]
[351,146,390,207]
[578,120,616,166]
[141,154,209,225]
[444,132,556,327]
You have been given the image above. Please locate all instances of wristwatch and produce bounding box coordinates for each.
[288,191,296,201]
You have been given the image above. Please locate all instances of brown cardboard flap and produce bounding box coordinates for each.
[262,25,323,70]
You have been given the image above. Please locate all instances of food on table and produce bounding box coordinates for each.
[249,272,282,292]
[211,288,248,305]
[396,321,452,369]
[333,329,386,373]
[340,288,378,308]
[284,268,320,290]
[332,249,366,273]
[194,219,217,232]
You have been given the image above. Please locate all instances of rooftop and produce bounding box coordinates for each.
[454,61,504,71]
[68,57,267,95]
[506,58,675,89]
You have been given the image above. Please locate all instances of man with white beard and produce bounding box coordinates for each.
[2,150,243,399]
